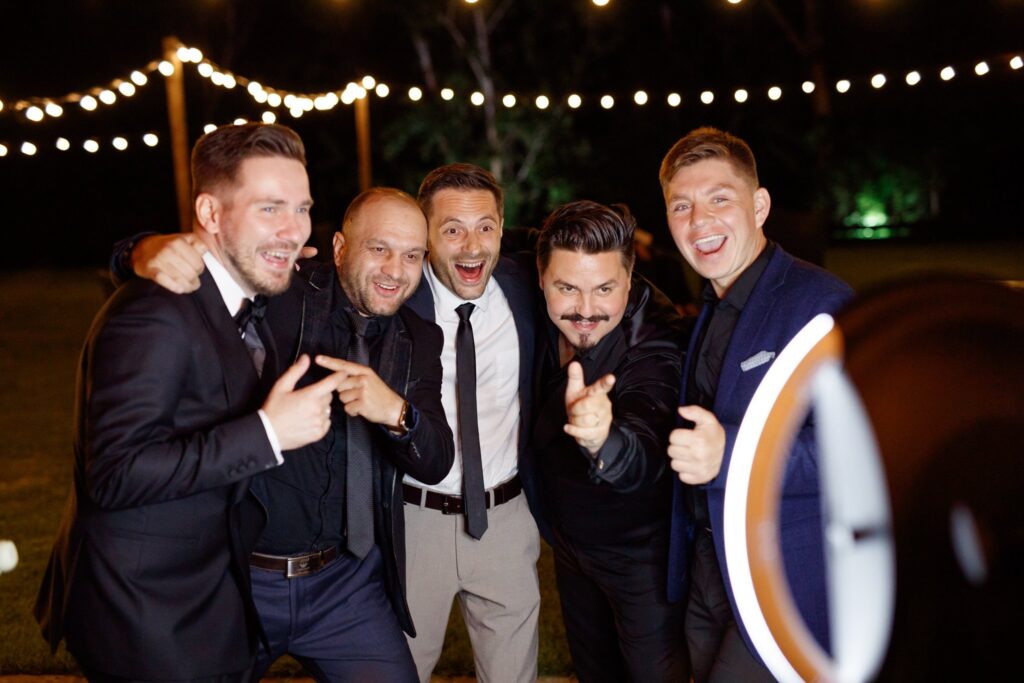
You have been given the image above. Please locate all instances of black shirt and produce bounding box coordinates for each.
[686,241,775,527]
[252,281,389,555]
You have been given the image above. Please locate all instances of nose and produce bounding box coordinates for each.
[463,230,482,255]
[381,252,403,280]
[577,293,595,318]
[690,200,711,230]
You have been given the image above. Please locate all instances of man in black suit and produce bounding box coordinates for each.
[109,188,456,680]
[522,200,689,682]
[35,123,344,681]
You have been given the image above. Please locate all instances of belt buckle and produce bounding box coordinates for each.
[286,551,321,578]
[441,495,453,515]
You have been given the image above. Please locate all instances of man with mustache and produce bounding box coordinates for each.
[35,123,347,681]
[661,127,853,681]
[523,200,690,682]
[107,186,455,679]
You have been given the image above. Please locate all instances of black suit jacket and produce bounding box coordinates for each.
[35,270,282,678]
[253,262,455,636]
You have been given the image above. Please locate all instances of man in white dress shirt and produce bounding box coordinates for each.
[401,163,540,683]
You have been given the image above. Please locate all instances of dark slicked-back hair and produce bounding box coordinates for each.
[537,200,637,274]
[659,126,759,191]
[417,163,504,221]
[341,187,420,235]
[191,122,306,202]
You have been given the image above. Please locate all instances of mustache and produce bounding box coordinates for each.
[561,313,610,323]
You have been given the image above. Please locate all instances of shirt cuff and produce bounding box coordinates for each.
[257,409,285,464]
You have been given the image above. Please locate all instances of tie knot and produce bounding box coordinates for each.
[234,295,267,329]
[456,302,475,322]
[346,308,377,337]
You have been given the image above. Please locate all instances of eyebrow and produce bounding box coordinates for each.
[553,278,619,289]
[253,197,314,206]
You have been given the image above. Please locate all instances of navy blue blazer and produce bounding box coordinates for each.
[666,245,854,656]
[404,255,537,473]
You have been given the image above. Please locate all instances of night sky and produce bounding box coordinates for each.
[1,0,1022,267]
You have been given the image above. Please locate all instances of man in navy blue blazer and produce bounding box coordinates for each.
[660,127,853,681]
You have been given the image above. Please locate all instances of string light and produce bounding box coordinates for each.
[203,123,217,134]
[198,63,214,78]
[470,91,485,106]
[600,95,614,109]
[98,89,116,105]
[700,90,714,104]
[408,87,423,101]
[0,144,7,157]
[440,88,455,101]
[941,66,956,81]
[21,142,37,156]
[130,70,148,86]
[870,73,886,89]
[267,92,283,107]
[117,82,136,97]
[233,118,247,125]
[802,80,815,94]
[1011,56,1023,70]
[26,106,44,122]
[112,136,128,150]
[634,90,648,105]
[667,92,681,107]
[261,111,277,124]
[79,95,98,111]
[143,133,159,146]
[836,79,851,93]
[375,84,390,97]
[568,94,582,109]
[906,71,921,86]
[56,137,70,151]
[83,139,99,153]
[503,94,517,108]
[158,61,174,77]
[974,61,990,76]
[535,95,550,109]
[734,88,748,103]
[767,86,782,101]
[362,76,376,89]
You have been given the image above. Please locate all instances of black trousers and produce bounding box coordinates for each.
[686,528,775,683]
[552,530,689,683]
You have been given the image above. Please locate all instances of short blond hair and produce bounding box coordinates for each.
[659,126,759,191]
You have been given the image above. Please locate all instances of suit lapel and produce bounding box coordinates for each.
[191,269,261,415]
[493,257,536,414]
[405,278,435,322]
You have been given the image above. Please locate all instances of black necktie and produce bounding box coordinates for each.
[345,311,375,558]
[456,302,488,539]
[234,295,268,377]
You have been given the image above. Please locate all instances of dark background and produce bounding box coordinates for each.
[1,0,1022,268]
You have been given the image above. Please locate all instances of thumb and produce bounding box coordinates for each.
[678,404,715,426]
[589,373,616,396]
[270,354,310,395]
[299,245,318,259]
[565,361,585,400]
[185,233,210,256]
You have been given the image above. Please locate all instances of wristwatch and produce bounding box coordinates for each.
[389,400,414,436]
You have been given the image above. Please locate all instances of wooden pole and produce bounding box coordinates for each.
[354,96,372,191]
[162,36,191,232]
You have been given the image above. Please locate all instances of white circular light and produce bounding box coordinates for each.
[298,95,315,110]
[118,81,136,97]
[568,94,582,109]
[143,133,159,147]
[441,88,455,101]
[667,92,681,107]
[768,86,782,101]
[870,73,886,89]
[83,139,100,153]
[261,111,277,124]
[130,70,148,86]
[734,88,749,103]
[176,46,190,62]
[362,75,376,89]
[353,86,367,100]
[0,144,7,157]
[253,90,268,104]
[905,71,921,86]
[341,90,356,105]
[801,80,815,94]
[21,142,38,156]
[187,48,203,63]
[79,95,98,111]
[535,95,550,109]
[600,94,614,109]
[210,71,226,86]
[267,92,283,107]
[700,90,714,104]
[112,136,128,151]
[99,89,116,105]
[470,91,485,106]
[223,74,236,89]
[974,61,990,76]
[158,60,174,77]
[56,137,71,151]
[593,0,609,5]
[198,62,214,77]
[26,106,44,122]
[634,90,648,105]
[203,123,217,134]
[409,87,423,101]
[836,79,851,93]
[283,94,297,109]
[375,83,390,97]
[940,66,956,81]
[247,81,263,96]
[290,106,304,118]
[323,92,339,108]
[502,94,516,108]
[44,102,63,117]
[233,118,247,125]
[1011,56,1023,70]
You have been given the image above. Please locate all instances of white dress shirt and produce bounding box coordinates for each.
[404,262,521,494]
[202,251,283,463]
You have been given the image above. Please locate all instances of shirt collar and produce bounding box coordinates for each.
[702,241,775,312]
[202,251,250,317]
[424,260,498,322]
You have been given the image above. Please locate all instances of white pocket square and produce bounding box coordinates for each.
[740,350,776,372]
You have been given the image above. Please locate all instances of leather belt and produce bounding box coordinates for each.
[403,475,522,515]
[249,545,340,578]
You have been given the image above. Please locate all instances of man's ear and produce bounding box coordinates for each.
[332,231,346,266]
[195,193,220,233]
[753,187,772,229]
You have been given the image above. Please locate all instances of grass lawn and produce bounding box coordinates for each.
[0,269,571,677]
